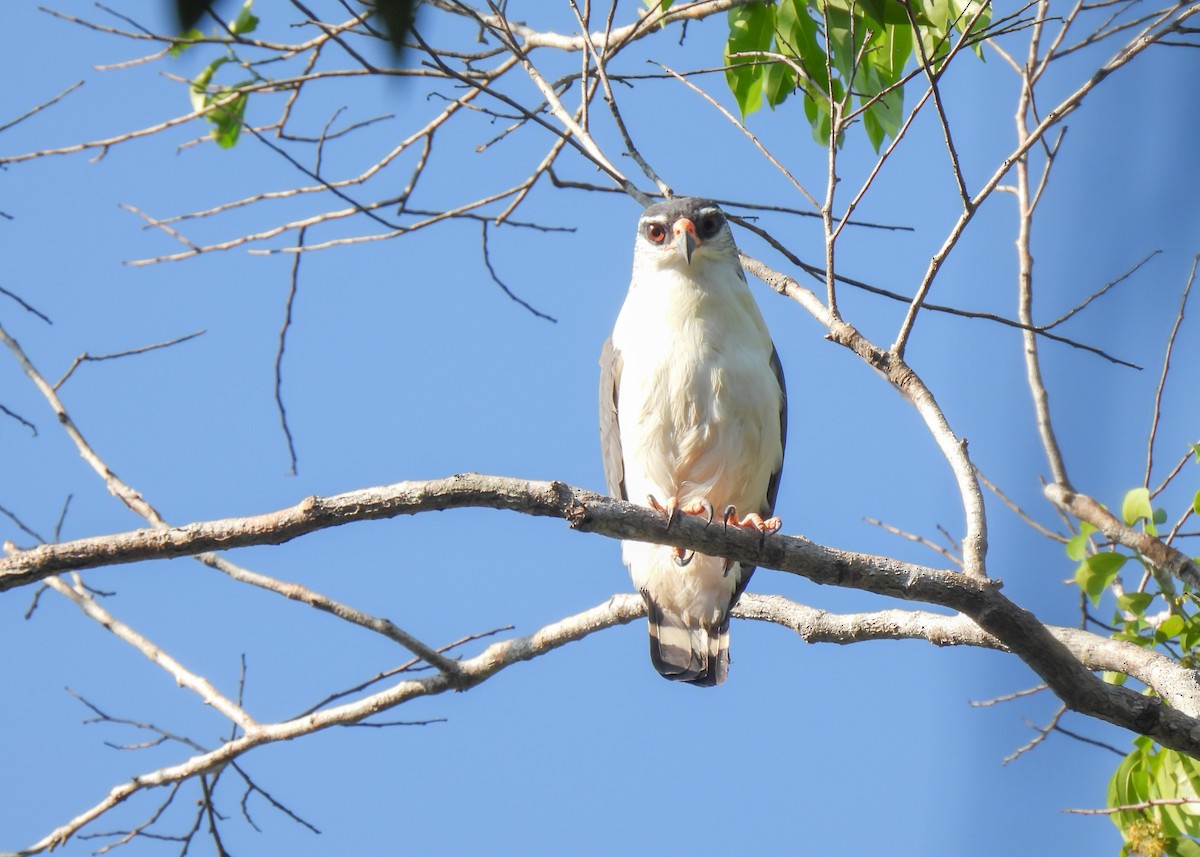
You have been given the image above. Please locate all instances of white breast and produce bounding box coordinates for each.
[611,255,783,622]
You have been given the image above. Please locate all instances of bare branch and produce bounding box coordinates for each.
[740,254,990,580]
[863,517,964,567]
[1146,254,1198,488]
[1045,483,1200,590]
[0,80,84,134]
[1004,705,1067,765]
[480,220,558,321]
[45,575,258,731]
[0,285,53,324]
[53,330,206,391]
[890,2,1200,356]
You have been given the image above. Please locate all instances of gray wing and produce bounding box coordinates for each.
[598,337,626,500]
[731,342,787,607]
[732,263,787,518]
[764,343,787,516]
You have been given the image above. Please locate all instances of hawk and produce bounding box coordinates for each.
[599,197,787,686]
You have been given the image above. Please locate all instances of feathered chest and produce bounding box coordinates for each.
[611,265,782,504]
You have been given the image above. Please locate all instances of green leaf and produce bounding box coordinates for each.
[1171,836,1200,857]
[231,0,259,35]
[169,27,203,57]
[1156,750,1200,838]
[1117,592,1156,616]
[1103,670,1128,685]
[190,58,226,114]
[1066,531,1090,561]
[1159,614,1187,640]
[1181,620,1200,653]
[1077,551,1128,605]
[725,0,986,148]
[1123,487,1154,526]
[210,90,249,148]
[1193,489,1200,516]
[1089,551,1129,577]
[861,84,903,152]
[1110,743,1153,834]
[762,58,796,109]
[724,3,776,118]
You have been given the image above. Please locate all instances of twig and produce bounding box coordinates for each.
[656,62,818,208]
[480,221,557,322]
[0,503,47,545]
[294,625,514,718]
[0,285,53,324]
[1146,254,1197,489]
[1004,705,1067,764]
[53,330,206,390]
[863,517,963,567]
[0,80,84,134]
[233,760,321,835]
[276,227,304,475]
[890,3,1200,355]
[1064,796,1200,816]
[976,467,1067,542]
[0,403,37,437]
[1042,249,1161,330]
[1051,722,1128,758]
[733,218,1139,367]
[47,576,258,731]
[970,684,1049,707]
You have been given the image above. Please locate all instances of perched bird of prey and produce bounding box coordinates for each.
[599,197,787,686]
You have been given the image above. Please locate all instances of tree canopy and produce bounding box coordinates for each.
[2,2,1200,855]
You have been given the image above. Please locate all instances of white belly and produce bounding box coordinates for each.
[612,267,783,623]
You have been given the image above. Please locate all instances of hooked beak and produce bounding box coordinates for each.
[673,217,699,265]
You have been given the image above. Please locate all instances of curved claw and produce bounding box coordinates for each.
[649,495,711,565]
[673,548,695,567]
[648,494,680,529]
[650,495,716,534]
[680,498,715,525]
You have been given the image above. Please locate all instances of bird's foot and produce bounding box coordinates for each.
[647,495,715,567]
[722,505,782,534]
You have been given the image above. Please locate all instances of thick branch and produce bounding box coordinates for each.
[12,587,1200,855]
[1045,483,1200,589]
[5,473,1200,758]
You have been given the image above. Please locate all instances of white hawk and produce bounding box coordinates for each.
[599,197,787,686]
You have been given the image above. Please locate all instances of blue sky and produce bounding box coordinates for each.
[2,2,1199,855]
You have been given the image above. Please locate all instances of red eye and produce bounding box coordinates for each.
[645,223,666,244]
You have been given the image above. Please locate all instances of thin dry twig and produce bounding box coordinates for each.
[970,684,1050,707]
[1004,705,1067,765]
[0,80,84,134]
[863,517,963,568]
[0,285,53,324]
[1146,254,1198,490]
[53,331,206,391]
[976,467,1067,543]
[480,220,558,322]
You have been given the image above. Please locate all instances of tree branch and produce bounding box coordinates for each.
[1044,483,1200,589]
[5,472,1200,760]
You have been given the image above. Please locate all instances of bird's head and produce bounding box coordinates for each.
[634,197,738,271]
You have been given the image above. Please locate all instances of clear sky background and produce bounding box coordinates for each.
[2,2,1199,855]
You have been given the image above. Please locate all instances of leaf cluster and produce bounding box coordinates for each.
[723,0,989,150]
[1110,738,1200,857]
[1071,475,1200,855]
[176,0,260,148]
